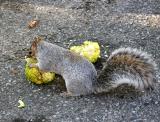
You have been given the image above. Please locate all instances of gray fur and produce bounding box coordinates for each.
[35,41,157,96]
[108,47,157,69]
[36,41,97,96]
[95,47,157,93]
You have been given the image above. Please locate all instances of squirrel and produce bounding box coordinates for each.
[28,37,157,96]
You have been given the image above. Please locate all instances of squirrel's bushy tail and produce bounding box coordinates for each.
[95,47,157,93]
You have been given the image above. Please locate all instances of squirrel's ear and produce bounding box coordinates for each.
[31,41,37,48]
[30,38,38,57]
[30,36,43,51]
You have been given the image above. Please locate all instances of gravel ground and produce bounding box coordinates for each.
[1,0,160,122]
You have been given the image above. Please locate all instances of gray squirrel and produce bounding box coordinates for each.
[28,37,157,96]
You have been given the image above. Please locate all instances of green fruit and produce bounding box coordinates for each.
[70,41,100,63]
[42,72,55,83]
[25,58,55,84]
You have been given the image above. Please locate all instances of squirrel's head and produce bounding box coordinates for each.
[27,36,43,58]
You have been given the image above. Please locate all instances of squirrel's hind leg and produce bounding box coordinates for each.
[60,91,75,97]
[63,78,93,96]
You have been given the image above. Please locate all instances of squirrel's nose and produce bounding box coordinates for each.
[26,51,32,58]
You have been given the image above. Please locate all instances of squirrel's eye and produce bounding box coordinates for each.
[29,51,32,54]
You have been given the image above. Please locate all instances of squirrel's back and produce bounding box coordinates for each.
[95,47,157,93]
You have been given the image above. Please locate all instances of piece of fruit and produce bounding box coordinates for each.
[18,99,25,108]
[25,57,55,84]
[70,41,100,63]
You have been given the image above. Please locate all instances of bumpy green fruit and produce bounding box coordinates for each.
[70,41,100,63]
[25,58,55,84]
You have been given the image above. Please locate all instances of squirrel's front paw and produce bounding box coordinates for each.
[29,63,38,68]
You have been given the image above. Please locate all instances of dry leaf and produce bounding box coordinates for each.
[28,20,39,29]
